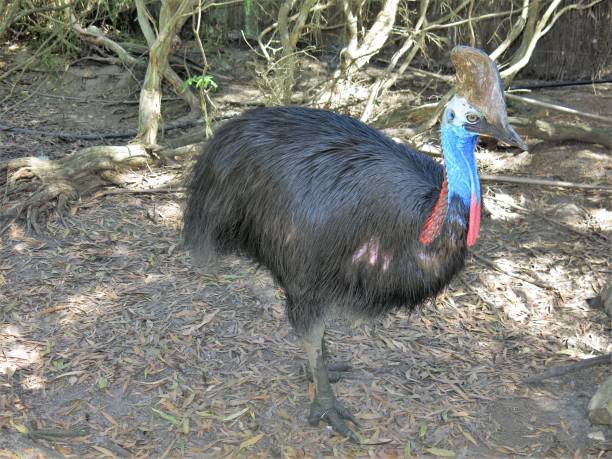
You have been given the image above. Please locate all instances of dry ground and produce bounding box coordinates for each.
[1,53,611,458]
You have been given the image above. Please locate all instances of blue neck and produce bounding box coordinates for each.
[440,124,480,211]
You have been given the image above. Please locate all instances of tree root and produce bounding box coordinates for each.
[1,145,150,232]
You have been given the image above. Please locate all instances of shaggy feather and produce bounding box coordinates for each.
[183,107,470,333]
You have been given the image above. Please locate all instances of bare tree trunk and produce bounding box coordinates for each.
[340,0,400,80]
[136,0,201,116]
[277,0,317,104]
[135,0,197,146]
[489,0,530,61]
[360,0,430,121]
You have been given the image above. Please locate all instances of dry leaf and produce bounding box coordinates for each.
[424,447,455,457]
[239,433,264,450]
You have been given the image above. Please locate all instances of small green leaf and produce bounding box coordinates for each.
[183,74,218,91]
[152,408,180,425]
[419,421,428,438]
[97,377,108,389]
[10,419,29,434]
[403,441,413,459]
[424,447,455,457]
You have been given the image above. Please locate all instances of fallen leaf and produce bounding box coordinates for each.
[424,447,455,457]
[151,408,179,425]
[239,433,264,450]
[9,419,28,434]
[461,430,478,446]
[223,406,249,422]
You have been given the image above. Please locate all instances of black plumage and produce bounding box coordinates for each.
[184,107,468,332]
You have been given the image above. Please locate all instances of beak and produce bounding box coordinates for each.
[466,118,528,151]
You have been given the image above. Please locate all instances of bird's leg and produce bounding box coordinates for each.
[303,323,360,442]
[302,335,352,383]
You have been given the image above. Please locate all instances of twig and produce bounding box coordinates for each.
[506,93,612,125]
[159,437,177,459]
[489,0,529,61]
[480,174,612,192]
[96,440,132,458]
[0,117,229,140]
[511,78,612,90]
[28,427,90,439]
[98,186,186,197]
[524,353,612,384]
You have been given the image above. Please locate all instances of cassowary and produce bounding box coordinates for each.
[183,46,527,441]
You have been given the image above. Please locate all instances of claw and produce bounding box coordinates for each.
[308,397,361,443]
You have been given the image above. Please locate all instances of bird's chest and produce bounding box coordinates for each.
[413,212,469,291]
[415,236,466,281]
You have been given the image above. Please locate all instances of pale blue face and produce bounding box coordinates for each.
[442,95,484,132]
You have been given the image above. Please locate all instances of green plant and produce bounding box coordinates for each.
[181,74,218,92]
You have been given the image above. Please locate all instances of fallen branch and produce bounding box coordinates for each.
[509,116,612,149]
[507,94,612,125]
[524,353,612,384]
[480,174,612,192]
[374,101,611,149]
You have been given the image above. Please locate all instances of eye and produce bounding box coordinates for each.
[466,113,480,123]
[447,110,455,121]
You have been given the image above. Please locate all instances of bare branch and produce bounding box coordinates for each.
[480,174,612,192]
[68,12,141,67]
[507,94,612,124]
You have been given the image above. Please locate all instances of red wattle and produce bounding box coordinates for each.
[467,194,480,247]
[419,180,448,245]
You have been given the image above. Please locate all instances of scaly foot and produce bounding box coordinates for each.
[308,394,360,442]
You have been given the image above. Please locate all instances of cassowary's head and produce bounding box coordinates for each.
[444,46,528,151]
[432,46,527,248]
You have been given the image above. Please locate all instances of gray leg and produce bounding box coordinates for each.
[304,335,352,383]
[302,323,360,442]
[321,338,353,374]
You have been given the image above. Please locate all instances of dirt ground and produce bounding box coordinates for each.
[1,51,611,458]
